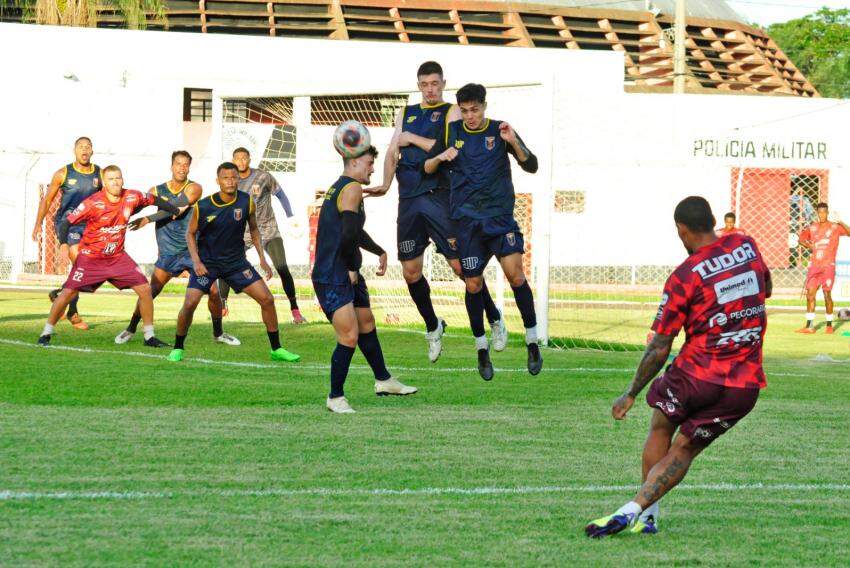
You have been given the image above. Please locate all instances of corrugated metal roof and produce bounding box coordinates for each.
[503,0,745,23]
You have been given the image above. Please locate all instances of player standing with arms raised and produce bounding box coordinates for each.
[115,151,239,346]
[796,203,849,334]
[218,148,305,324]
[31,137,101,330]
[585,197,771,538]
[367,61,506,362]
[168,162,300,363]
[314,131,417,413]
[425,83,540,380]
[37,165,183,347]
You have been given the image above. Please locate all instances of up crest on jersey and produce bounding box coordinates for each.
[691,242,756,279]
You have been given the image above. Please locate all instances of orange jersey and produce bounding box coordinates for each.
[800,222,848,268]
[716,227,746,238]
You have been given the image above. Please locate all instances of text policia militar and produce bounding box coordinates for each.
[692,138,828,160]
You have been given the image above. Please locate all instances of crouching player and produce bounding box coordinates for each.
[38,165,184,346]
[585,197,771,538]
[313,145,417,413]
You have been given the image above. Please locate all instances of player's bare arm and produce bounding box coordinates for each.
[339,182,364,283]
[365,107,404,197]
[31,168,66,241]
[248,207,272,280]
[186,206,207,277]
[424,147,457,175]
[397,131,436,153]
[612,332,675,420]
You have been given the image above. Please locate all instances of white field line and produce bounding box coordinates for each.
[1,483,848,502]
[0,339,818,377]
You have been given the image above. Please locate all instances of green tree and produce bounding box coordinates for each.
[11,0,163,29]
[768,8,850,98]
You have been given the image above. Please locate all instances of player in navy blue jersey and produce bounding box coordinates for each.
[366,61,506,363]
[167,162,299,363]
[313,145,417,413]
[425,83,542,380]
[114,151,240,347]
[31,137,101,330]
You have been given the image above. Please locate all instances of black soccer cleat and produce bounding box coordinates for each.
[527,342,543,376]
[37,334,52,346]
[144,336,170,348]
[477,348,494,381]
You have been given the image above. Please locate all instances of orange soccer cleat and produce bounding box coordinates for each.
[824,326,834,335]
[795,327,816,334]
[68,313,90,330]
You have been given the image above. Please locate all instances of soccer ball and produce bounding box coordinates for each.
[333,120,371,159]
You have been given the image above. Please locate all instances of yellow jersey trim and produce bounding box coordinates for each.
[210,193,238,208]
[249,195,256,216]
[59,166,68,187]
[165,180,191,196]
[420,101,448,110]
[71,162,96,175]
[462,119,490,134]
[336,181,360,213]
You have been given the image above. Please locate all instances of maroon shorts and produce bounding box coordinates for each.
[64,252,148,293]
[805,266,836,292]
[646,367,760,447]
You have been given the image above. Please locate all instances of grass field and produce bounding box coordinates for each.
[2,288,849,566]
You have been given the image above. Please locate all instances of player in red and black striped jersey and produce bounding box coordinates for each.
[586,196,772,538]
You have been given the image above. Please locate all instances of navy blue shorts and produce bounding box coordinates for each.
[155,251,194,277]
[54,219,85,246]
[313,273,370,320]
[455,215,525,277]
[397,190,459,261]
[188,262,261,294]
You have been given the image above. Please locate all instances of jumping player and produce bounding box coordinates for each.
[366,61,506,362]
[168,162,300,363]
[585,196,771,538]
[425,83,541,381]
[37,165,183,347]
[313,145,417,413]
[796,203,849,334]
[31,136,101,330]
[716,212,746,237]
[218,148,305,324]
[115,151,240,346]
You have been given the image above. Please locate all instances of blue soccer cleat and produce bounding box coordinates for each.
[585,513,634,539]
[630,515,658,535]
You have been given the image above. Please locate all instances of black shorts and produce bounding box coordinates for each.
[188,262,261,294]
[313,273,370,320]
[397,191,459,261]
[455,214,525,277]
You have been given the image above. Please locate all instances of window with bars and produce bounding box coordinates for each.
[183,88,213,122]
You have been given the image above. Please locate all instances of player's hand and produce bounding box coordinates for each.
[363,185,390,197]
[128,217,149,231]
[349,270,358,285]
[260,260,273,280]
[397,132,413,147]
[439,147,458,162]
[499,122,517,143]
[612,393,635,420]
[31,225,40,242]
[376,252,388,276]
[193,260,208,277]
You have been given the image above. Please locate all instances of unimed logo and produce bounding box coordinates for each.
[714,270,759,304]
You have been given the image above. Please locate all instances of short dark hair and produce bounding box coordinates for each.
[171,150,192,164]
[343,145,379,166]
[674,196,716,233]
[232,147,250,157]
[102,164,121,176]
[217,162,238,175]
[817,202,829,210]
[74,136,92,146]
[456,83,486,105]
[724,212,736,221]
[417,61,443,79]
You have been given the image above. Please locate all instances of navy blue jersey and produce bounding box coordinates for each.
[396,102,452,199]
[55,163,101,223]
[152,181,193,257]
[444,119,521,220]
[194,191,254,271]
[312,176,365,285]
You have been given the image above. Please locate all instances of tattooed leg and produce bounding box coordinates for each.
[635,433,704,509]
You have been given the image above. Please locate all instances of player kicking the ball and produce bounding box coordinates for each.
[169,162,299,363]
[367,61,506,362]
[314,133,417,413]
[796,203,849,334]
[585,196,771,538]
[38,165,184,346]
[115,151,239,347]
[425,83,540,381]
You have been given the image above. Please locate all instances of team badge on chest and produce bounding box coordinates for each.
[430,111,441,122]
[485,136,495,151]
[93,178,100,188]
[233,208,243,221]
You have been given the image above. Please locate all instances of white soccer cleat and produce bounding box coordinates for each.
[327,396,356,413]
[426,320,446,363]
[375,377,418,396]
[491,315,508,352]
[214,332,241,346]
[114,330,134,344]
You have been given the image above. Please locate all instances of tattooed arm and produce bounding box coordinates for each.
[611,332,674,420]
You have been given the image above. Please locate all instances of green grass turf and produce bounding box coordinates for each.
[1,289,849,565]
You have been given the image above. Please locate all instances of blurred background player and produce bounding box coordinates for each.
[716,211,746,237]
[314,145,417,413]
[796,202,849,334]
[218,148,305,323]
[586,196,771,538]
[116,151,239,346]
[169,162,300,363]
[38,165,182,347]
[366,61,506,363]
[31,136,101,330]
[425,83,540,381]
